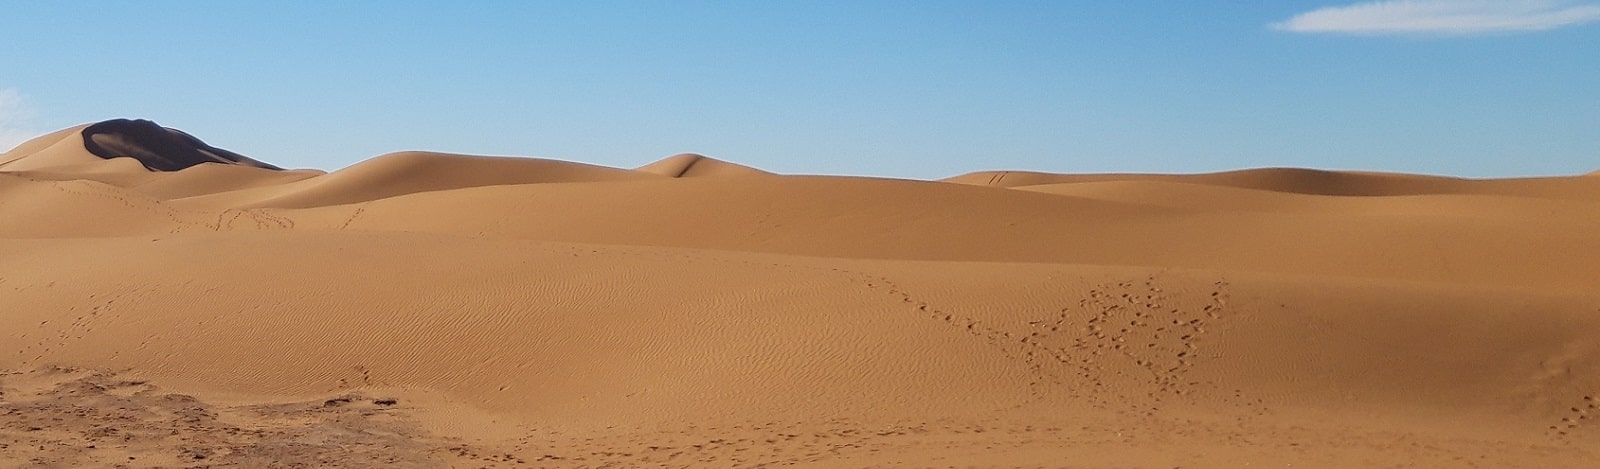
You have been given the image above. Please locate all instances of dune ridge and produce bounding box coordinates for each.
[948,168,1600,201]
[636,153,774,178]
[82,119,281,171]
[188,150,660,208]
[3,121,1598,467]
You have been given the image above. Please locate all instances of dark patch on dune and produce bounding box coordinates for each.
[82,119,281,171]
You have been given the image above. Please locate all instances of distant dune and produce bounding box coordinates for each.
[0,118,277,172]
[3,120,1597,467]
[636,152,774,178]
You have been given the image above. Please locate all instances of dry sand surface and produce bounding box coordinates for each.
[2,119,1599,468]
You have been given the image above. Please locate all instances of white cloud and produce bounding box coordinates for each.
[0,89,39,153]
[1273,0,1600,35]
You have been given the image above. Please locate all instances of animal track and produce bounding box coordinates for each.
[339,206,368,230]
[1550,394,1599,438]
[426,243,1244,416]
[853,268,1234,413]
[500,419,1035,467]
[209,208,297,231]
[44,179,214,233]
[37,179,302,235]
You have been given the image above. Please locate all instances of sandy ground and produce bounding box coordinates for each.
[2,120,1599,468]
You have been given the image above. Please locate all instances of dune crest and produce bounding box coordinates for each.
[636,152,773,177]
[0,125,102,172]
[0,125,89,167]
[191,150,661,208]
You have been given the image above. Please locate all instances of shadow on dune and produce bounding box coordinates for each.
[82,119,281,171]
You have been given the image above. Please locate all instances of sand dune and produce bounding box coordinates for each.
[0,124,98,172]
[81,119,281,171]
[3,120,1598,467]
[637,153,774,178]
[0,119,277,172]
[184,151,660,208]
[949,168,1600,201]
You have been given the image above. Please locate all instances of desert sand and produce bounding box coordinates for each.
[2,119,1598,468]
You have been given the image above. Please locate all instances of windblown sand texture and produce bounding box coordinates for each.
[2,119,1599,468]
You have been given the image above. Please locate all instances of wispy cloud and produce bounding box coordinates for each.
[0,89,39,153]
[1273,0,1600,35]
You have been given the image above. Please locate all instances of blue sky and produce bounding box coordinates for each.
[2,1,1597,178]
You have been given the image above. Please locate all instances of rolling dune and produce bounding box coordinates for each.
[948,168,1600,201]
[2,121,1598,467]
